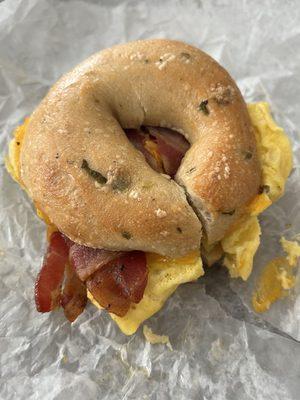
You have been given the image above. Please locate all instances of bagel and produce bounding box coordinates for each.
[20,39,260,256]
[6,39,292,334]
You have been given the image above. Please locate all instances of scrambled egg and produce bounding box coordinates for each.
[5,101,293,334]
[219,102,293,280]
[142,325,172,349]
[221,216,261,280]
[280,237,300,266]
[252,238,300,312]
[89,251,203,335]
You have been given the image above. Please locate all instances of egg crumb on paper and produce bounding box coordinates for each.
[252,237,300,313]
[143,325,172,350]
[280,237,300,266]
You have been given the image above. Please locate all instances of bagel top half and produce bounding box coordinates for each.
[20,39,261,257]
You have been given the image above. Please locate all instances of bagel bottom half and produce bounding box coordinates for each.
[6,102,292,335]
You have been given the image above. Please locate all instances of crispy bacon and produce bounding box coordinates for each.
[35,233,148,321]
[125,126,189,177]
[147,127,190,177]
[114,251,148,303]
[60,263,87,322]
[86,251,148,317]
[34,125,188,321]
[35,231,69,312]
[126,128,164,173]
[69,244,123,282]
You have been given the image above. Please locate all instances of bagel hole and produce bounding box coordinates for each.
[125,126,190,178]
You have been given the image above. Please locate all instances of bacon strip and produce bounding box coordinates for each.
[35,126,188,319]
[114,251,148,303]
[35,231,69,312]
[86,251,148,317]
[69,244,123,282]
[126,126,189,177]
[126,128,164,173]
[147,127,190,177]
[35,233,148,321]
[60,263,87,322]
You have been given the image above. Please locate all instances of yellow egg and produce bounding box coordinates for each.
[221,216,261,280]
[252,237,300,313]
[89,251,203,335]
[218,102,293,280]
[248,102,293,203]
[246,193,272,217]
[252,257,293,313]
[280,237,300,266]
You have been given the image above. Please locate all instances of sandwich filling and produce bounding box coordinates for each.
[5,102,292,334]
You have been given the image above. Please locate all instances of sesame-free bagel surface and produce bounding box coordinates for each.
[20,39,261,256]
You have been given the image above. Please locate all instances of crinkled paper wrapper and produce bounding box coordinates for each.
[0,1,300,399]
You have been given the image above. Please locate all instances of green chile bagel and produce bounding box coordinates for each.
[20,39,261,256]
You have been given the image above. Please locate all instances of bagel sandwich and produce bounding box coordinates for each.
[5,40,292,335]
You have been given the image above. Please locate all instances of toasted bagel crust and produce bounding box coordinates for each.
[20,39,261,255]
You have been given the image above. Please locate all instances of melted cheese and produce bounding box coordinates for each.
[219,102,293,280]
[5,118,29,186]
[5,119,55,227]
[246,192,272,217]
[144,139,163,168]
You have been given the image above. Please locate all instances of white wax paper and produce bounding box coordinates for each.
[1,0,300,399]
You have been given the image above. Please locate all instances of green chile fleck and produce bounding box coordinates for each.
[111,176,131,192]
[81,159,107,184]
[244,151,253,160]
[180,52,191,60]
[187,167,196,174]
[198,100,209,115]
[121,231,132,240]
